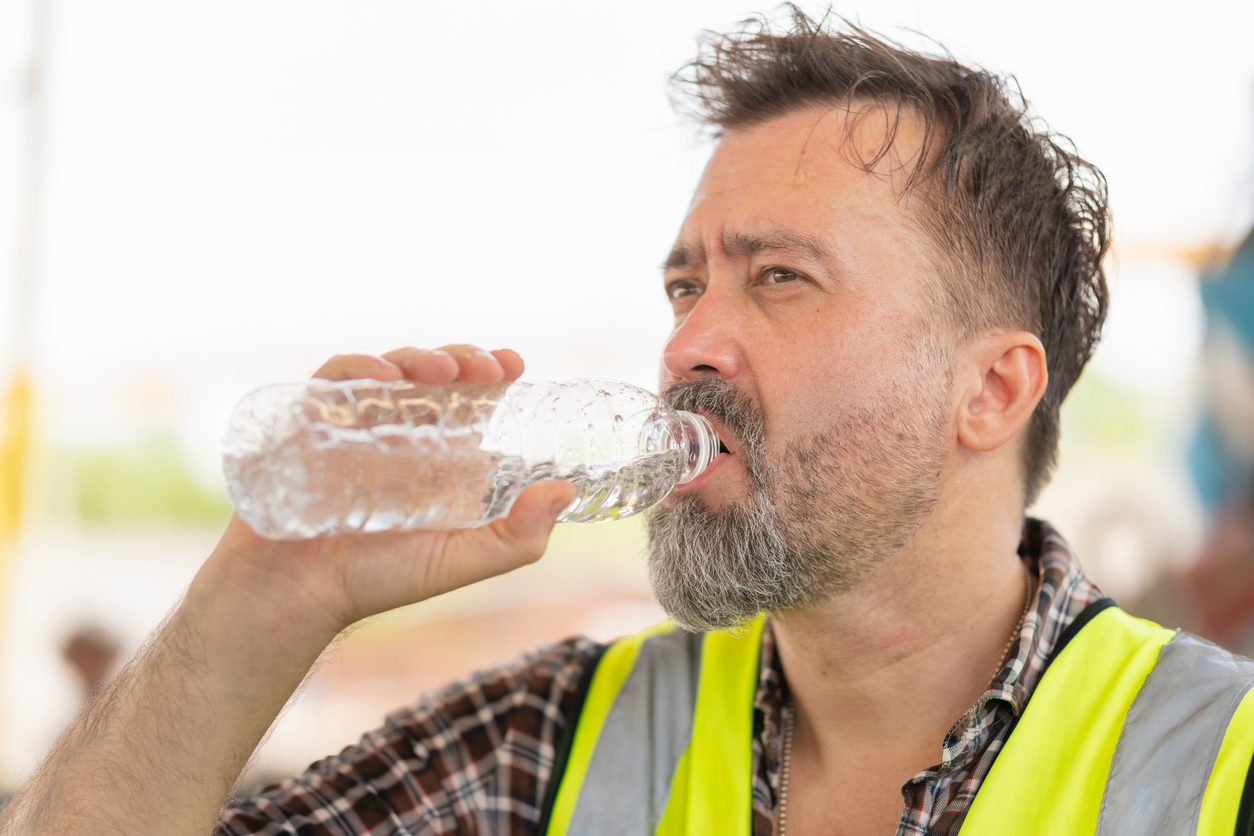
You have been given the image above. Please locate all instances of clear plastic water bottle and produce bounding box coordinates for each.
[223,377,719,540]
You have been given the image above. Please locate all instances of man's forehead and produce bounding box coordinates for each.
[707,103,930,186]
[668,105,932,266]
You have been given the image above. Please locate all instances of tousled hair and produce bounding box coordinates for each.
[671,7,1110,506]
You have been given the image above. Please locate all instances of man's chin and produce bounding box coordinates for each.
[645,491,808,633]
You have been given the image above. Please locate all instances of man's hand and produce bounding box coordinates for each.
[0,345,575,836]
[208,344,577,637]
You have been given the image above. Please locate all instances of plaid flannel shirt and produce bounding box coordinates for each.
[218,518,1104,835]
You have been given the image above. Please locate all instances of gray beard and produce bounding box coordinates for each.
[647,374,948,632]
[647,490,808,633]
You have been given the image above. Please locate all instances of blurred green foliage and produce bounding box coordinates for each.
[36,373,1150,528]
[1060,369,1153,455]
[52,437,231,525]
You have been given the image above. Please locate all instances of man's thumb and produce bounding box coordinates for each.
[503,480,578,548]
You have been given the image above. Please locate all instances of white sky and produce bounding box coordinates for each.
[0,0,1250,484]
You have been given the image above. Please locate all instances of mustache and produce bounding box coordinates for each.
[661,377,766,459]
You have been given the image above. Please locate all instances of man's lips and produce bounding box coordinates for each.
[697,412,738,456]
[672,411,736,494]
[672,448,731,493]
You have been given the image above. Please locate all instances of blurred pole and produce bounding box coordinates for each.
[2,0,51,545]
[0,0,52,713]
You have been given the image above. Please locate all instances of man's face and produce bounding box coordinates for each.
[647,105,958,631]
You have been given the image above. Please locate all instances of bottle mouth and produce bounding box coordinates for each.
[675,411,719,484]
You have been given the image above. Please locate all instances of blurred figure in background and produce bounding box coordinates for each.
[59,624,119,700]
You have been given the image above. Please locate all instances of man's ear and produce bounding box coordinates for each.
[956,331,1048,453]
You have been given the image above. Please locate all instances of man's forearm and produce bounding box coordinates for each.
[0,565,337,836]
[0,348,571,835]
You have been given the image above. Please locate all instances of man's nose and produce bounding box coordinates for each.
[661,288,743,384]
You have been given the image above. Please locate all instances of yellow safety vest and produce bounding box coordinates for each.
[541,602,1254,835]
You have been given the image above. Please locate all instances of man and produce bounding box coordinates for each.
[5,11,1254,836]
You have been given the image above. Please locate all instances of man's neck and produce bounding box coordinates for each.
[770,484,1030,780]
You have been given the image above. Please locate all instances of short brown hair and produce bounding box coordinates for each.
[672,7,1110,506]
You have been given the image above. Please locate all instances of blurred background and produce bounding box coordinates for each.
[0,0,1251,793]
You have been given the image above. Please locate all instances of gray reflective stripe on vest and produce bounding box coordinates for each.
[1097,631,1254,835]
[566,628,703,834]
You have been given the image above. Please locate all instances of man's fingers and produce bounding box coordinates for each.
[381,347,459,383]
[312,353,405,383]
[496,481,578,562]
[314,345,525,387]
[492,349,525,382]
[432,344,511,385]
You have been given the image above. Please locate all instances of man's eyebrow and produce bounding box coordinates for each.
[721,230,830,262]
[662,230,831,272]
[662,242,705,272]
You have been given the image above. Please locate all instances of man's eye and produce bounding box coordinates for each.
[763,267,801,284]
[666,281,703,301]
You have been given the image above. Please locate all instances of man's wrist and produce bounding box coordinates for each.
[184,521,347,673]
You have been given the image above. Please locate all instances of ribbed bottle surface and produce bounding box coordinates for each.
[222,378,716,540]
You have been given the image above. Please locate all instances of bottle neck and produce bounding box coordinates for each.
[675,410,718,484]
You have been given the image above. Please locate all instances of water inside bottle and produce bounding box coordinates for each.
[551,449,685,523]
[227,434,510,538]
[229,438,687,538]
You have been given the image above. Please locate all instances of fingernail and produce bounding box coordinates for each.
[549,497,572,518]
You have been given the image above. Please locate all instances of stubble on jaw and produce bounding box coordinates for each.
[647,350,952,633]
